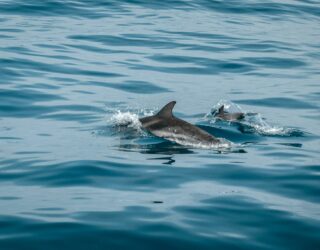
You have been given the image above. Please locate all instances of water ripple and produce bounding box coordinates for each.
[88,80,171,94]
[236,97,318,109]
[1,58,124,78]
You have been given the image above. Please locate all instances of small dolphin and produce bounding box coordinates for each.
[139,101,221,147]
[214,105,245,121]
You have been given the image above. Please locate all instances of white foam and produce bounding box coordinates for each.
[245,113,293,136]
[109,111,142,131]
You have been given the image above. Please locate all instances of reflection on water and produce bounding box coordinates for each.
[118,141,195,155]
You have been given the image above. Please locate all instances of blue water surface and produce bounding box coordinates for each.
[0,0,320,249]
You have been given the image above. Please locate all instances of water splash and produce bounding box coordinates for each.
[210,99,244,115]
[205,99,244,123]
[241,113,301,136]
[205,100,303,137]
[110,111,141,129]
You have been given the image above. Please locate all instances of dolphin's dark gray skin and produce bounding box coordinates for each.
[139,101,221,146]
[214,105,245,121]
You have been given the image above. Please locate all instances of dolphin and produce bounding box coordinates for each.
[139,101,221,147]
[214,105,245,121]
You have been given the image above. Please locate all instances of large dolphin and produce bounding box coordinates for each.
[214,105,244,121]
[139,101,221,147]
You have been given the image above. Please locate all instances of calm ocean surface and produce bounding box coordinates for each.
[0,0,320,249]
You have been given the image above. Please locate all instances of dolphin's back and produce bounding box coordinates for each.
[163,117,220,144]
[139,101,220,146]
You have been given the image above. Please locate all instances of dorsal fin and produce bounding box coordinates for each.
[218,105,224,114]
[156,101,176,118]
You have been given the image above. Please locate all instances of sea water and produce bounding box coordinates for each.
[0,1,319,249]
